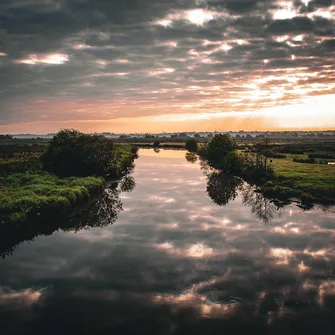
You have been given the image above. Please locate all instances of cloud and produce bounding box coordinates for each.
[14,53,69,65]
[0,0,334,131]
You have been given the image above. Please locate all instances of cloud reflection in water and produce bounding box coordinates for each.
[0,149,334,334]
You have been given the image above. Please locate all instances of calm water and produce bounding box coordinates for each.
[1,149,334,335]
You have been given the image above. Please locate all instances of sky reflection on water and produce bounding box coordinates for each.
[0,149,334,335]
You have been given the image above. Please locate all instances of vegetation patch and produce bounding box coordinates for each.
[185,138,198,153]
[0,130,137,226]
[197,134,335,205]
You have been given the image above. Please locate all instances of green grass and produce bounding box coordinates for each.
[267,156,335,203]
[0,140,137,226]
[0,167,104,225]
[0,152,109,225]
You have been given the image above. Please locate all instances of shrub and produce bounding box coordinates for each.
[206,134,236,166]
[153,140,160,148]
[222,151,244,173]
[41,129,133,178]
[293,157,316,164]
[308,153,335,159]
[197,144,209,158]
[185,138,198,152]
[265,152,286,159]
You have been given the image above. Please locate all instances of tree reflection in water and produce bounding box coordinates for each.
[205,171,282,225]
[0,173,136,259]
[206,172,243,206]
[71,175,136,230]
[185,152,198,163]
[240,184,279,225]
[120,175,136,193]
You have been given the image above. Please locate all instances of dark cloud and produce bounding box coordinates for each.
[267,17,315,34]
[310,0,333,8]
[0,0,334,129]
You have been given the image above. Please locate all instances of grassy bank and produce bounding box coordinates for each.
[262,156,335,204]
[0,132,137,226]
[0,152,105,225]
[196,135,335,205]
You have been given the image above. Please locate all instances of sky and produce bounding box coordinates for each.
[0,0,334,134]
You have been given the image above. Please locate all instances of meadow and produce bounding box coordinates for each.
[264,155,335,204]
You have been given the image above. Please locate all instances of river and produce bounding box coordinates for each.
[0,149,334,334]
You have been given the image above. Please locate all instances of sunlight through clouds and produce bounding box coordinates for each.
[0,288,43,305]
[15,53,69,65]
[1,0,335,132]
[153,8,231,27]
[272,1,297,20]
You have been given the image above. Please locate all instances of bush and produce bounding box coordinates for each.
[293,157,316,164]
[41,129,132,178]
[279,147,304,154]
[197,144,209,158]
[206,134,236,166]
[222,151,244,173]
[153,140,160,148]
[185,139,198,152]
[308,153,335,159]
[265,152,286,159]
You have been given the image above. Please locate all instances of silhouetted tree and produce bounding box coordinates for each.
[185,138,198,152]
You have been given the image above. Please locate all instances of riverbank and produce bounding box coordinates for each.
[262,156,335,204]
[0,138,137,226]
[196,136,335,206]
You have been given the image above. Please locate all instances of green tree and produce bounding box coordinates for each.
[206,134,236,167]
[185,138,198,152]
[223,151,244,173]
[42,129,118,177]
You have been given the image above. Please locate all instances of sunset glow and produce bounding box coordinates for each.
[0,0,334,133]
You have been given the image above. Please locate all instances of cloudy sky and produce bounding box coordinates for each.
[0,0,334,133]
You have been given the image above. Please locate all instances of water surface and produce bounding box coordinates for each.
[0,149,334,334]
